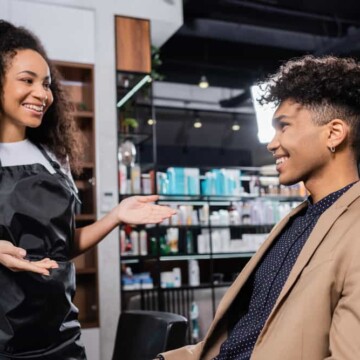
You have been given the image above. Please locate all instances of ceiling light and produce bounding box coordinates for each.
[198,75,209,89]
[147,118,156,125]
[193,118,202,128]
[232,122,240,131]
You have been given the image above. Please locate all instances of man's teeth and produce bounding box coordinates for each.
[276,157,288,165]
[24,104,44,112]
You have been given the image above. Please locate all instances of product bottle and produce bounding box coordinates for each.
[190,301,200,343]
[130,230,139,255]
[173,267,182,287]
[118,163,127,194]
[131,164,141,194]
[139,230,148,255]
[188,259,200,286]
[120,229,126,254]
[150,237,157,256]
[186,230,194,254]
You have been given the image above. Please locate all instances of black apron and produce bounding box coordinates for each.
[0,144,86,360]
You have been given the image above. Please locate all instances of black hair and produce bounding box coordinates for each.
[260,55,360,160]
[0,20,83,174]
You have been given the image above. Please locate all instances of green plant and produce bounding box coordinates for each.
[123,117,139,129]
[151,45,165,81]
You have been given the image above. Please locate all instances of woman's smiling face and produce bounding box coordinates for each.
[0,49,53,142]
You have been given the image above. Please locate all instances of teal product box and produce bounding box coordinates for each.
[212,169,224,196]
[167,167,185,195]
[185,168,200,195]
[201,171,214,195]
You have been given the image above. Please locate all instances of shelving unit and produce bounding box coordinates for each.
[118,175,304,343]
[54,60,98,328]
[115,59,307,341]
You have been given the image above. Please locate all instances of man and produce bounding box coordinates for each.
[156,55,360,359]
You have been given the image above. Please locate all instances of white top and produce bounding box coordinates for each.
[0,139,77,189]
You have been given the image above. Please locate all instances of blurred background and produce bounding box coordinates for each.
[149,0,360,167]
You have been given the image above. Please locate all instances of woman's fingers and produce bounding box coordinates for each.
[0,240,27,258]
[147,204,177,223]
[0,254,50,275]
[138,195,160,203]
[0,241,59,275]
[33,258,59,269]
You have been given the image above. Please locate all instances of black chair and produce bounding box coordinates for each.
[112,310,188,360]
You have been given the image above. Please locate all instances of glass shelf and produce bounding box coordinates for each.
[120,252,256,263]
[121,282,234,292]
[118,132,152,146]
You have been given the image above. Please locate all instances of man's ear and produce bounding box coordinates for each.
[326,119,349,148]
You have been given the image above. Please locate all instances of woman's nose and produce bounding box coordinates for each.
[32,84,47,102]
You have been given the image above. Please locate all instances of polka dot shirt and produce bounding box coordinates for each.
[213,182,356,360]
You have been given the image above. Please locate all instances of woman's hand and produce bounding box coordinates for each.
[0,240,58,276]
[113,195,177,225]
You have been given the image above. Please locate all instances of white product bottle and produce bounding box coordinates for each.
[173,267,182,287]
[139,230,148,255]
[119,163,127,194]
[130,230,139,255]
[188,260,200,286]
[190,301,200,343]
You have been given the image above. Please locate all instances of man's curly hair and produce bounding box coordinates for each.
[260,55,360,161]
[0,20,83,174]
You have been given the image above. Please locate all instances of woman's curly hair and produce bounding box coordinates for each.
[0,20,83,174]
[260,55,360,160]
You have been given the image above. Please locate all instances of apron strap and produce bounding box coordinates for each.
[36,144,81,203]
[36,144,63,175]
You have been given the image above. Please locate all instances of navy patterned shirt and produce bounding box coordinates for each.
[214,182,356,360]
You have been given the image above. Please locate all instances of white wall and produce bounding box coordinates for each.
[8,0,95,63]
[0,1,183,359]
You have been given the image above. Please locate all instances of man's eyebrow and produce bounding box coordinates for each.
[17,70,50,80]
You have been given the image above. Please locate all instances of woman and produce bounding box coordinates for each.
[0,20,175,359]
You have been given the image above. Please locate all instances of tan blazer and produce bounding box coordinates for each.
[161,182,360,360]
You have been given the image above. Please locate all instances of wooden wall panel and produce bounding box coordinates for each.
[115,16,151,73]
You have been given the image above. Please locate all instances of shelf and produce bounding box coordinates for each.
[75,214,96,221]
[121,255,157,264]
[160,253,255,261]
[149,224,274,229]
[72,111,94,118]
[120,252,255,263]
[81,162,95,169]
[157,194,304,203]
[76,267,97,275]
[81,320,99,329]
[119,132,152,145]
[122,282,233,292]
[75,180,92,190]
[55,60,98,331]
[212,252,255,259]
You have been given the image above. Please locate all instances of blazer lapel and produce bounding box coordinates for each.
[261,182,360,333]
[205,201,308,339]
